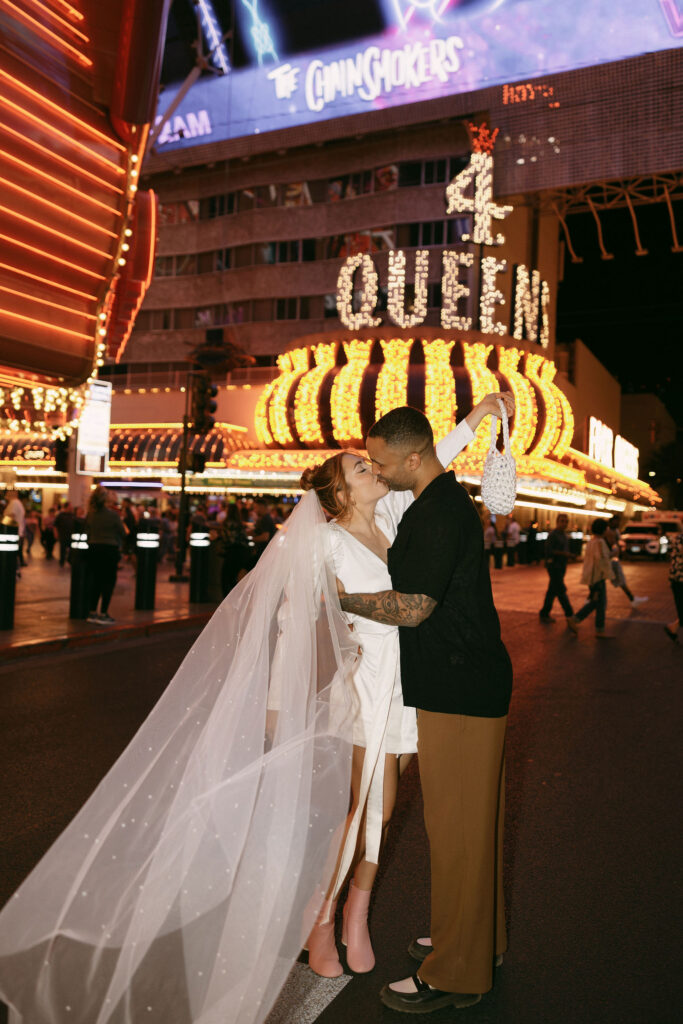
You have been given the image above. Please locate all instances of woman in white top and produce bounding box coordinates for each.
[300,392,514,978]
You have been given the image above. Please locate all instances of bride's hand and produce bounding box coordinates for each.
[336,577,346,599]
[466,391,515,430]
[481,391,515,418]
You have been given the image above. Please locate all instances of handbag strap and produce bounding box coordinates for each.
[489,398,510,454]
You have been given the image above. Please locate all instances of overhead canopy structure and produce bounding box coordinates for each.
[0,0,170,393]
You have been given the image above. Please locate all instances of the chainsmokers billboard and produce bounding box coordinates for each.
[154,1,683,148]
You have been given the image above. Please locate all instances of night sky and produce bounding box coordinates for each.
[556,202,683,428]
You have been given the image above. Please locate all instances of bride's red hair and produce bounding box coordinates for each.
[300,452,353,521]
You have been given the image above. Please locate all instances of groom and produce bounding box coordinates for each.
[338,403,513,1014]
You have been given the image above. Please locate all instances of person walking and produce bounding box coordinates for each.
[218,504,251,597]
[539,513,575,623]
[54,503,75,567]
[250,498,277,563]
[41,505,57,560]
[664,531,683,643]
[505,514,520,567]
[84,487,127,624]
[567,518,615,638]
[340,406,513,1013]
[24,507,40,559]
[605,516,648,608]
[5,490,26,568]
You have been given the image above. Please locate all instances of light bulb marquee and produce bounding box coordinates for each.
[335,124,550,346]
[255,334,572,466]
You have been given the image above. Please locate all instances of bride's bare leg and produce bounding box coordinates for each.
[353,753,399,889]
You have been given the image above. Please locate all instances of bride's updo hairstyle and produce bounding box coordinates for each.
[300,453,352,521]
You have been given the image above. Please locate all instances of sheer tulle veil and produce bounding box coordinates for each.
[0,492,357,1024]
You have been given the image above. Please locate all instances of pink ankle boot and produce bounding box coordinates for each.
[341,881,375,973]
[306,898,342,977]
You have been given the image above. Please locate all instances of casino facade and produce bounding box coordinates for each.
[2,2,681,518]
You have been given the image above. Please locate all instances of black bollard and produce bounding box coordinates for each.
[135,519,160,610]
[189,528,211,603]
[0,519,19,630]
[69,523,90,620]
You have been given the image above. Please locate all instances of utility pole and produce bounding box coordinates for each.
[170,375,192,582]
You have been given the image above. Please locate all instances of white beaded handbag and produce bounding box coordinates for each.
[480,398,517,515]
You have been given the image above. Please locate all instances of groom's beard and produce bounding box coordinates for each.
[381,478,413,492]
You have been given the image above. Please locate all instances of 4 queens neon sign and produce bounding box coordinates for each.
[336,146,551,345]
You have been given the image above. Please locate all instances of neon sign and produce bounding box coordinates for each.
[153,1,683,149]
[335,130,550,342]
[589,417,640,478]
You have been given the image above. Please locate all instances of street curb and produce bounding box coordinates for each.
[0,611,214,662]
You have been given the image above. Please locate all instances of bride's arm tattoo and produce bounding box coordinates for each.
[340,590,436,626]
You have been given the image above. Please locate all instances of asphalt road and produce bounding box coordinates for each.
[0,600,680,1024]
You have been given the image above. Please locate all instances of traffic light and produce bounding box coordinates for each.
[190,373,218,434]
[54,437,69,473]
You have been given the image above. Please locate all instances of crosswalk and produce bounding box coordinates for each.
[265,963,352,1024]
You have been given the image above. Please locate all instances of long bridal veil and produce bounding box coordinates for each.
[0,493,357,1024]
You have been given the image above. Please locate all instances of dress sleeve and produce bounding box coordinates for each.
[325,523,345,576]
[392,506,459,605]
[435,418,475,469]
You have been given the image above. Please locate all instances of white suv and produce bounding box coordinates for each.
[619,523,667,559]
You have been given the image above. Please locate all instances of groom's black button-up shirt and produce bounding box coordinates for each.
[387,471,512,717]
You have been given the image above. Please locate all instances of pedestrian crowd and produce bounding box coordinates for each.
[0,488,294,623]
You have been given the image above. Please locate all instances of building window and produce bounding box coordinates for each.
[276,297,298,320]
[154,255,174,276]
[277,240,300,263]
[398,162,422,188]
[374,164,398,192]
[175,253,197,275]
[158,200,198,225]
[424,159,448,185]
[302,238,317,262]
[324,293,337,318]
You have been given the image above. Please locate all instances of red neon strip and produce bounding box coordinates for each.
[144,190,157,288]
[0,261,96,301]
[0,96,124,174]
[0,123,124,194]
[0,204,112,259]
[0,70,126,152]
[0,0,92,67]
[0,177,118,238]
[21,0,89,43]
[0,283,96,320]
[49,0,83,21]
[0,306,92,341]
[0,147,121,216]
[0,233,106,280]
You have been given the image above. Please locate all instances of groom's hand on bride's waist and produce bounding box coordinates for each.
[339,589,436,627]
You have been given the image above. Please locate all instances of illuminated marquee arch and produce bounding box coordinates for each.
[255,330,574,466]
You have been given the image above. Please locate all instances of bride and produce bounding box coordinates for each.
[0,393,511,1024]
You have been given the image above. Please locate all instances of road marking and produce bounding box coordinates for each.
[265,962,352,1024]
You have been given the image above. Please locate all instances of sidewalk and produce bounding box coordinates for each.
[489,557,675,627]
[0,551,217,661]
[1,551,676,662]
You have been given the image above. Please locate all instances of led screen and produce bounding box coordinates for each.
[154,1,683,149]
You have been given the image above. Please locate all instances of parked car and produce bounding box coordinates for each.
[641,515,683,550]
[619,523,668,559]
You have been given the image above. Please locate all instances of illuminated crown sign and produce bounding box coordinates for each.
[335,127,549,347]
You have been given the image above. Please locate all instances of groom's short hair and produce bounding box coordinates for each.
[367,406,434,452]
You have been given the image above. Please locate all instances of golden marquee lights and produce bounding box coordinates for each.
[336,124,549,346]
[252,333,659,504]
[255,335,569,459]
